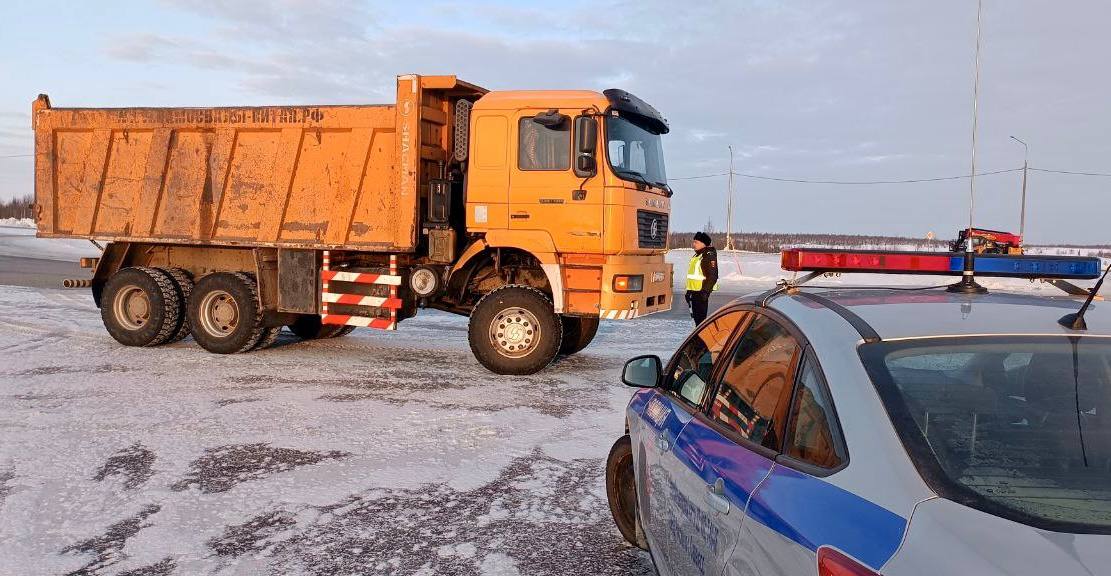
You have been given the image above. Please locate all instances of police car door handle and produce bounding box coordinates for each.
[704,478,731,514]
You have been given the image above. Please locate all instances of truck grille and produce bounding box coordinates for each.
[636,210,668,249]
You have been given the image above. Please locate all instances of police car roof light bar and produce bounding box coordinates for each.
[781,248,1102,281]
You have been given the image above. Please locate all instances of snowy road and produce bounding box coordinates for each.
[0,283,700,575]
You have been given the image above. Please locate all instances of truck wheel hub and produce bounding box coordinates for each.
[490,307,539,358]
[115,285,150,330]
[200,290,239,337]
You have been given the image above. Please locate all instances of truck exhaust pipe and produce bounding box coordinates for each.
[62,278,92,288]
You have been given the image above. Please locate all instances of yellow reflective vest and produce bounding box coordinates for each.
[686,252,718,291]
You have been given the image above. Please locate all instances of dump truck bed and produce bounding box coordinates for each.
[32,75,484,251]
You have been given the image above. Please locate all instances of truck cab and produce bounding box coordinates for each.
[460,88,673,322]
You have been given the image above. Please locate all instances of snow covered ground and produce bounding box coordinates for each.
[0,224,100,262]
[0,287,682,575]
[2,231,1106,576]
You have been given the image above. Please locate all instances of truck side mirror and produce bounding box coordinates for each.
[574,116,598,177]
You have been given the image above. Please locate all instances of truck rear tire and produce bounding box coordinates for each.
[161,267,194,343]
[559,315,599,355]
[100,267,181,347]
[288,315,350,339]
[468,285,562,375]
[252,327,283,350]
[188,272,264,354]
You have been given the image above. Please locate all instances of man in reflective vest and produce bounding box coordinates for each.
[685,231,719,325]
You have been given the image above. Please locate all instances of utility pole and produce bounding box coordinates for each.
[1010,135,1028,245]
[725,145,735,251]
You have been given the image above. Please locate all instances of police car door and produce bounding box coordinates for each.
[641,310,746,574]
[730,352,866,576]
[674,312,804,576]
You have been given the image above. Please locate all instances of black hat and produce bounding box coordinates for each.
[693,231,713,246]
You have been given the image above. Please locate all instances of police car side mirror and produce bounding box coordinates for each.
[622,355,662,388]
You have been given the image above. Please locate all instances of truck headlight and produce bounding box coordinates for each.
[613,275,644,293]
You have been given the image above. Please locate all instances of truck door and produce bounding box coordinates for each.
[509,111,604,253]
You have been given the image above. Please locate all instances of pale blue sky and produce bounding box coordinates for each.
[2,0,1109,243]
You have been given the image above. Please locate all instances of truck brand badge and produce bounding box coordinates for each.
[645,198,665,209]
[645,396,671,428]
[649,218,659,239]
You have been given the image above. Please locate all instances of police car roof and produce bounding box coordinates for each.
[760,287,1111,340]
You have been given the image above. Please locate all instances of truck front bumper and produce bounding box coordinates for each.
[599,255,673,319]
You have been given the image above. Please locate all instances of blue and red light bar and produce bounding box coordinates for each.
[781,249,1103,280]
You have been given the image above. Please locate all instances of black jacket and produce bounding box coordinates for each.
[692,246,718,296]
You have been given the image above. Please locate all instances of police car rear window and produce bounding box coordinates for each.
[861,336,1111,533]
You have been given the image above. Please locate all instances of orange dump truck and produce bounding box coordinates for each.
[32,74,673,374]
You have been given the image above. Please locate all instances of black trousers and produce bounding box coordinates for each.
[686,290,710,325]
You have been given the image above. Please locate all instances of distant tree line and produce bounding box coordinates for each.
[668,231,949,252]
[0,194,33,220]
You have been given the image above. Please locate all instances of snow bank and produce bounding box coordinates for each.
[667,248,1108,294]
[0,224,101,261]
[0,217,34,228]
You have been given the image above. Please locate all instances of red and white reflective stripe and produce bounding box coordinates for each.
[601,308,639,320]
[321,292,403,309]
[388,255,398,331]
[320,314,396,330]
[321,270,402,286]
[318,251,400,331]
[321,250,331,315]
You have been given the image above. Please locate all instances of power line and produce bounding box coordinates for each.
[671,167,1023,185]
[1030,167,1111,178]
[0,153,33,159]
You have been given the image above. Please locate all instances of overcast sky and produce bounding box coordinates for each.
[1,0,1108,243]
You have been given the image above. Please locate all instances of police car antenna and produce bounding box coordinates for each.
[1059,263,1110,331]
[948,0,988,295]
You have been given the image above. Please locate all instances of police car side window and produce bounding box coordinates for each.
[709,315,801,450]
[668,311,746,407]
[784,357,846,469]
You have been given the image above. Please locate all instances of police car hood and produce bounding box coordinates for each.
[883,497,1110,575]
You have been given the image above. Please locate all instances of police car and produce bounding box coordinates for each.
[606,248,1110,575]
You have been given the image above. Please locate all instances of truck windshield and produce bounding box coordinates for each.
[860,336,1111,534]
[605,115,667,190]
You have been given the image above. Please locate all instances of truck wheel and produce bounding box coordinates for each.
[161,267,194,343]
[252,327,283,350]
[559,315,600,355]
[101,267,181,347]
[188,272,264,354]
[288,315,347,339]
[468,285,562,375]
[328,325,356,338]
[606,435,643,549]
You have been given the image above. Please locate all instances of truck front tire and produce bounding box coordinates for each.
[559,315,600,355]
[188,272,264,354]
[100,267,181,347]
[468,285,562,375]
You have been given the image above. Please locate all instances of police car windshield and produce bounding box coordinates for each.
[861,336,1111,533]
[605,115,667,190]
